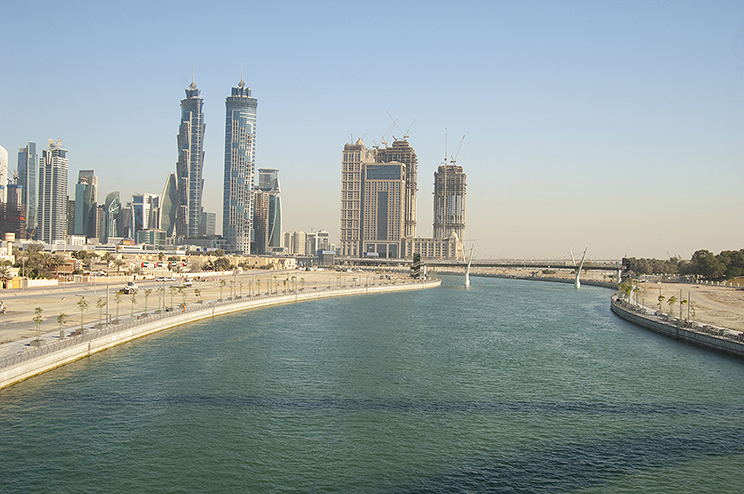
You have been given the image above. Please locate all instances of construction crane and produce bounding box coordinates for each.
[450,134,465,165]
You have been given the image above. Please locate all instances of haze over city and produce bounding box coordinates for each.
[2,0,742,260]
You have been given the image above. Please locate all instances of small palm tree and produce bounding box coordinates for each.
[57,313,69,339]
[177,286,186,306]
[156,286,164,311]
[96,298,106,326]
[238,281,243,298]
[657,294,665,312]
[219,279,226,300]
[33,307,43,341]
[130,293,137,317]
[256,279,261,296]
[680,299,688,321]
[230,280,235,299]
[169,285,177,308]
[194,288,202,304]
[77,296,89,330]
[144,288,152,313]
[300,277,305,291]
[667,295,677,317]
[114,292,122,321]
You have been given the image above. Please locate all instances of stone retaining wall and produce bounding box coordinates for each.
[0,279,441,390]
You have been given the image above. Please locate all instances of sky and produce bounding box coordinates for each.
[1,0,743,261]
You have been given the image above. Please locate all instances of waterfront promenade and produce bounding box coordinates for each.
[0,270,440,390]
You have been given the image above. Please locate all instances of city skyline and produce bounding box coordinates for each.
[2,1,743,260]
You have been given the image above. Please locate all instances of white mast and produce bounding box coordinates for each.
[465,245,474,287]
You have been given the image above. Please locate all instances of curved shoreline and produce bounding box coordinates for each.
[0,279,441,391]
[610,294,744,359]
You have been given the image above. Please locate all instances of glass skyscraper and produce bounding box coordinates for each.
[176,79,205,238]
[258,168,281,251]
[37,140,68,243]
[17,142,37,238]
[222,77,257,254]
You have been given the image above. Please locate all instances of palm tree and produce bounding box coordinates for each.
[219,279,226,300]
[169,285,177,308]
[114,292,122,321]
[667,295,677,317]
[101,252,116,276]
[177,286,186,306]
[156,286,164,311]
[657,294,665,312]
[0,263,12,289]
[256,279,261,296]
[194,288,202,304]
[680,299,688,322]
[130,294,137,317]
[33,307,43,341]
[77,296,89,330]
[238,281,243,298]
[230,280,235,299]
[113,258,125,275]
[300,277,305,291]
[57,313,69,339]
[96,298,106,327]
[144,288,152,313]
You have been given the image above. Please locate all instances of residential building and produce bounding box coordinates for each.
[132,193,160,236]
[17,142,37,238]
[292,231,306,255]
[37,140,68,243]
[175,78,206,238]
[433,163,467,239]
[223,76,257,254]
[340,138,374,257]
[305,230,330,256]
[252,189,269,254]
[1,184,26,239]
[402,232,464,260]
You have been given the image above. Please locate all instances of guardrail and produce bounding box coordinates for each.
[0,278,438,371]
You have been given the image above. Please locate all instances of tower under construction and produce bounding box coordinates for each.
[433,163,466,240]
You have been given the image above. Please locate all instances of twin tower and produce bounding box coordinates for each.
[172,77,258,254]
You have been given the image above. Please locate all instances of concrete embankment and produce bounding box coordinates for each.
[0,279,441,390]
[468,272,617,289]
[610,294,744,359]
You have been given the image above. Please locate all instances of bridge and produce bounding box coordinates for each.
[332,256,622,272]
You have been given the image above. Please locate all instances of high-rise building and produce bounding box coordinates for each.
[37,139,68,243]
[0,145,8,205]
[73,170,98,238]
[252,189,269,254]
[257,168,281,250]
[160,173,178,237]
[200,211,216,236]
[340,138,374,257]
[375,139,418,237]
[175,78,206,238]
[102,191,121,244]
[132,193,160,236]
[433,163,467,239]
[361,162,406,258]
[292,231,306,255]
[223,77,257,254]
[2,184,26,239]
[17,142,37,238]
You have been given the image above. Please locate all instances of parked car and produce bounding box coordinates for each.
[119,282,138,294]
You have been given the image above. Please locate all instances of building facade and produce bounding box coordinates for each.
[375,139,418,238]
[340,139,374,257]
[223,78,257,254]
[132,193,160,237]
[160,173,178,237]
[257,168,281,250]
[361,162,406,258]
[37,140,68,243]
[175,80,206,238]
[200,211,216,237]
[0,145,7,205]
[73,170,98,238]
[17,142,37,238]
[433,163,467,239]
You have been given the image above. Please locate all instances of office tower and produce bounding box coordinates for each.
[0,145,7,204]
[132,193,160,236]
[340,138,375,257]
[119,203,133,238]
[73,170,98,238]
[257,168,281,250]
[175,78,205,238]
[37,139,68,243]
[160,173,178,237]
[102,191,121,243]
[17,142,37,238]
[200,211,216,236]
[361,162,406,258]
[433,163,467,239]
[375,139,418,237]
[282,231,292,252]
[223,76,257,254]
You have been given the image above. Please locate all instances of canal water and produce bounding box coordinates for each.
[1,275,743,493]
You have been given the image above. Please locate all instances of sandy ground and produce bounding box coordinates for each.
[0,268,404,347]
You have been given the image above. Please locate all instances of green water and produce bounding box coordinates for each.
[1,275,743,493]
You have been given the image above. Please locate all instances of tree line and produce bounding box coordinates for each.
[623,249,744,280]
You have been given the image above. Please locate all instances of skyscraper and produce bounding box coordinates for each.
[258,168,281,251]
[433,163,467,239]
[175,78,206,238]
[222,76,257,254]
[0,145,8,205]
[132,193,160,235]
[102,191,121,243]
[375,139,418,237]
[361,162,406,258]
[340,138,375,257]
[17,142,37,238]
[73,170,98,238]
[37,139,68,243]
[160,173,178,237]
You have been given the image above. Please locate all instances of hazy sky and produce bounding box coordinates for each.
[2,0,743,260]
